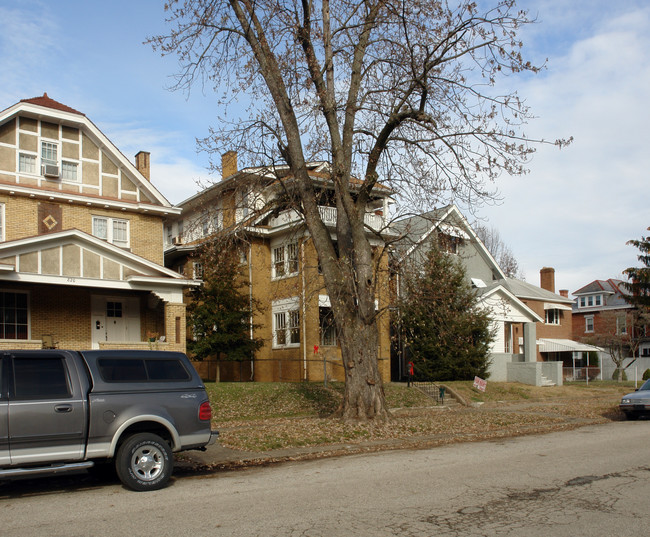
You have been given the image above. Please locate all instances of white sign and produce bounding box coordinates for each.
[473,376,487,392]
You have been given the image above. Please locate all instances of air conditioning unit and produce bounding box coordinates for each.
[172,236,182,245]
[42,164,60,178]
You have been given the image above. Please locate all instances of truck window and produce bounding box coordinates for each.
[13,356,71,399]
[145,359,191,381]
[98,358,190,382]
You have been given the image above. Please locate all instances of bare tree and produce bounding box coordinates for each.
[474,224,521,278]
[151,0,568,420]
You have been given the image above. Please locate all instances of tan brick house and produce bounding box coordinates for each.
[165,152,394,382]
[0,94,193,351]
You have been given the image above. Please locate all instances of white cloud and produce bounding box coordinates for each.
[479,2,650,294]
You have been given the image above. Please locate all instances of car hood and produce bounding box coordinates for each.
[622,390,650,401]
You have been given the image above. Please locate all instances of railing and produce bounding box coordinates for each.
[411,381,447,405]
[562,367,601,382]
[268,206,385,231]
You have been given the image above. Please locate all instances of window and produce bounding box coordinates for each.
[92,216,129,247]
[61,161,79,182]
[19,153,37,174]
[617,316,627,335]
[41,141,58,165]
[13,356,70,399]
[193,262,204,280]
[545,308,561,325]
[585,316,594,333]
[580,297,586,307]
[272,241,299,278]
[273,246,285,277]
[587,296,593,307]
[0,291,29,339]
[438,232,463,254]
[106,301,122,318]
[97,358,191,382]
[320,307,337,346]
[272,298,300,347]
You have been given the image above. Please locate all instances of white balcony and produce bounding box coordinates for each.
[268,206,385,232]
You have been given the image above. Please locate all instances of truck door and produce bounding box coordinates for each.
[0,355,8,465]
[7,353,86,465]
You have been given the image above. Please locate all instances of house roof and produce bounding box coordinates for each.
[392,204,506,280]
[572,278,631,311]
[19,93,85,116]
[476,283,544,323]
[0,229,194,301]
[0,95,179,214]
[496,277,574,304]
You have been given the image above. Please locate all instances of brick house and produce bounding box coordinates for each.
[164,152,394,382]
[572,278,649,378]
[0,94,192,351]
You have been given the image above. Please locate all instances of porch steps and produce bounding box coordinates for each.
[411,382,459,407]
[541,375,556,387]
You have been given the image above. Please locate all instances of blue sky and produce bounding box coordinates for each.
[1,0,648,294]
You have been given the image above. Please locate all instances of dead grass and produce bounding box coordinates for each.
[205,381,632,453]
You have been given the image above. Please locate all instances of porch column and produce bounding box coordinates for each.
[523,322,537,363]
[164,302,187,353]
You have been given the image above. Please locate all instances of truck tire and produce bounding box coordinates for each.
[115,433,173,491]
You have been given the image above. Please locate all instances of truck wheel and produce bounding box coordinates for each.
[115,433,173,491]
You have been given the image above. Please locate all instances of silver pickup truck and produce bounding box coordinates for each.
[0,349,216,491]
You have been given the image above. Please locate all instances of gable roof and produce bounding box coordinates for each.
[0,95,179,214]
[0,229,190,296]
[477,283,544,323]
[392,204,507,279]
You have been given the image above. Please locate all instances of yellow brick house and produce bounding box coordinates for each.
[0,94,193,351]
[165,152,394,382]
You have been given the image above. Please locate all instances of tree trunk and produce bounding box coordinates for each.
[336,315,389,421]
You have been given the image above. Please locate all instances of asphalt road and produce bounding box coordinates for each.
[2,421,648,536]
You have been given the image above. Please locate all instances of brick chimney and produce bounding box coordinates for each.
[559,289,569,298]
[135,151,150,181]
[222,150,237,180]
[540,267,555,293]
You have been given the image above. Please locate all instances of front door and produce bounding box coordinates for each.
[91,296,141,349]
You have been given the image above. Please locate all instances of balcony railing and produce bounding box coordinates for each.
[268,206,385,231]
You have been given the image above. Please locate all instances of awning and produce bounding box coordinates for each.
[537,338,603,353]
[544,302,573,311]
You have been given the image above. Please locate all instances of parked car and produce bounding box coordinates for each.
[0,349,217,490]
[619,379,650,420]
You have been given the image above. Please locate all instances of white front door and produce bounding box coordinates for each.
[91,296,141,349]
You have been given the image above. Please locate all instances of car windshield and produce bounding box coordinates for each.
[639,379,650,391]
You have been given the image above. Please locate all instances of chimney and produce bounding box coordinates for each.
[559,289,569,298]
[222,150,237,180]
[540,267,555,293]
[135,151,150,181]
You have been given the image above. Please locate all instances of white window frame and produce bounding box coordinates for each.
[61,160,80,182]
[616,315,627,335]
[193,262,204,280]
[580,297,586,307]
[41,140,58,166]
[92,216,130,248]
[585,315,594,333]
[272,241,299,279]
[545,308,561,325]
[19,152,37,175]
[272,298,301,348]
